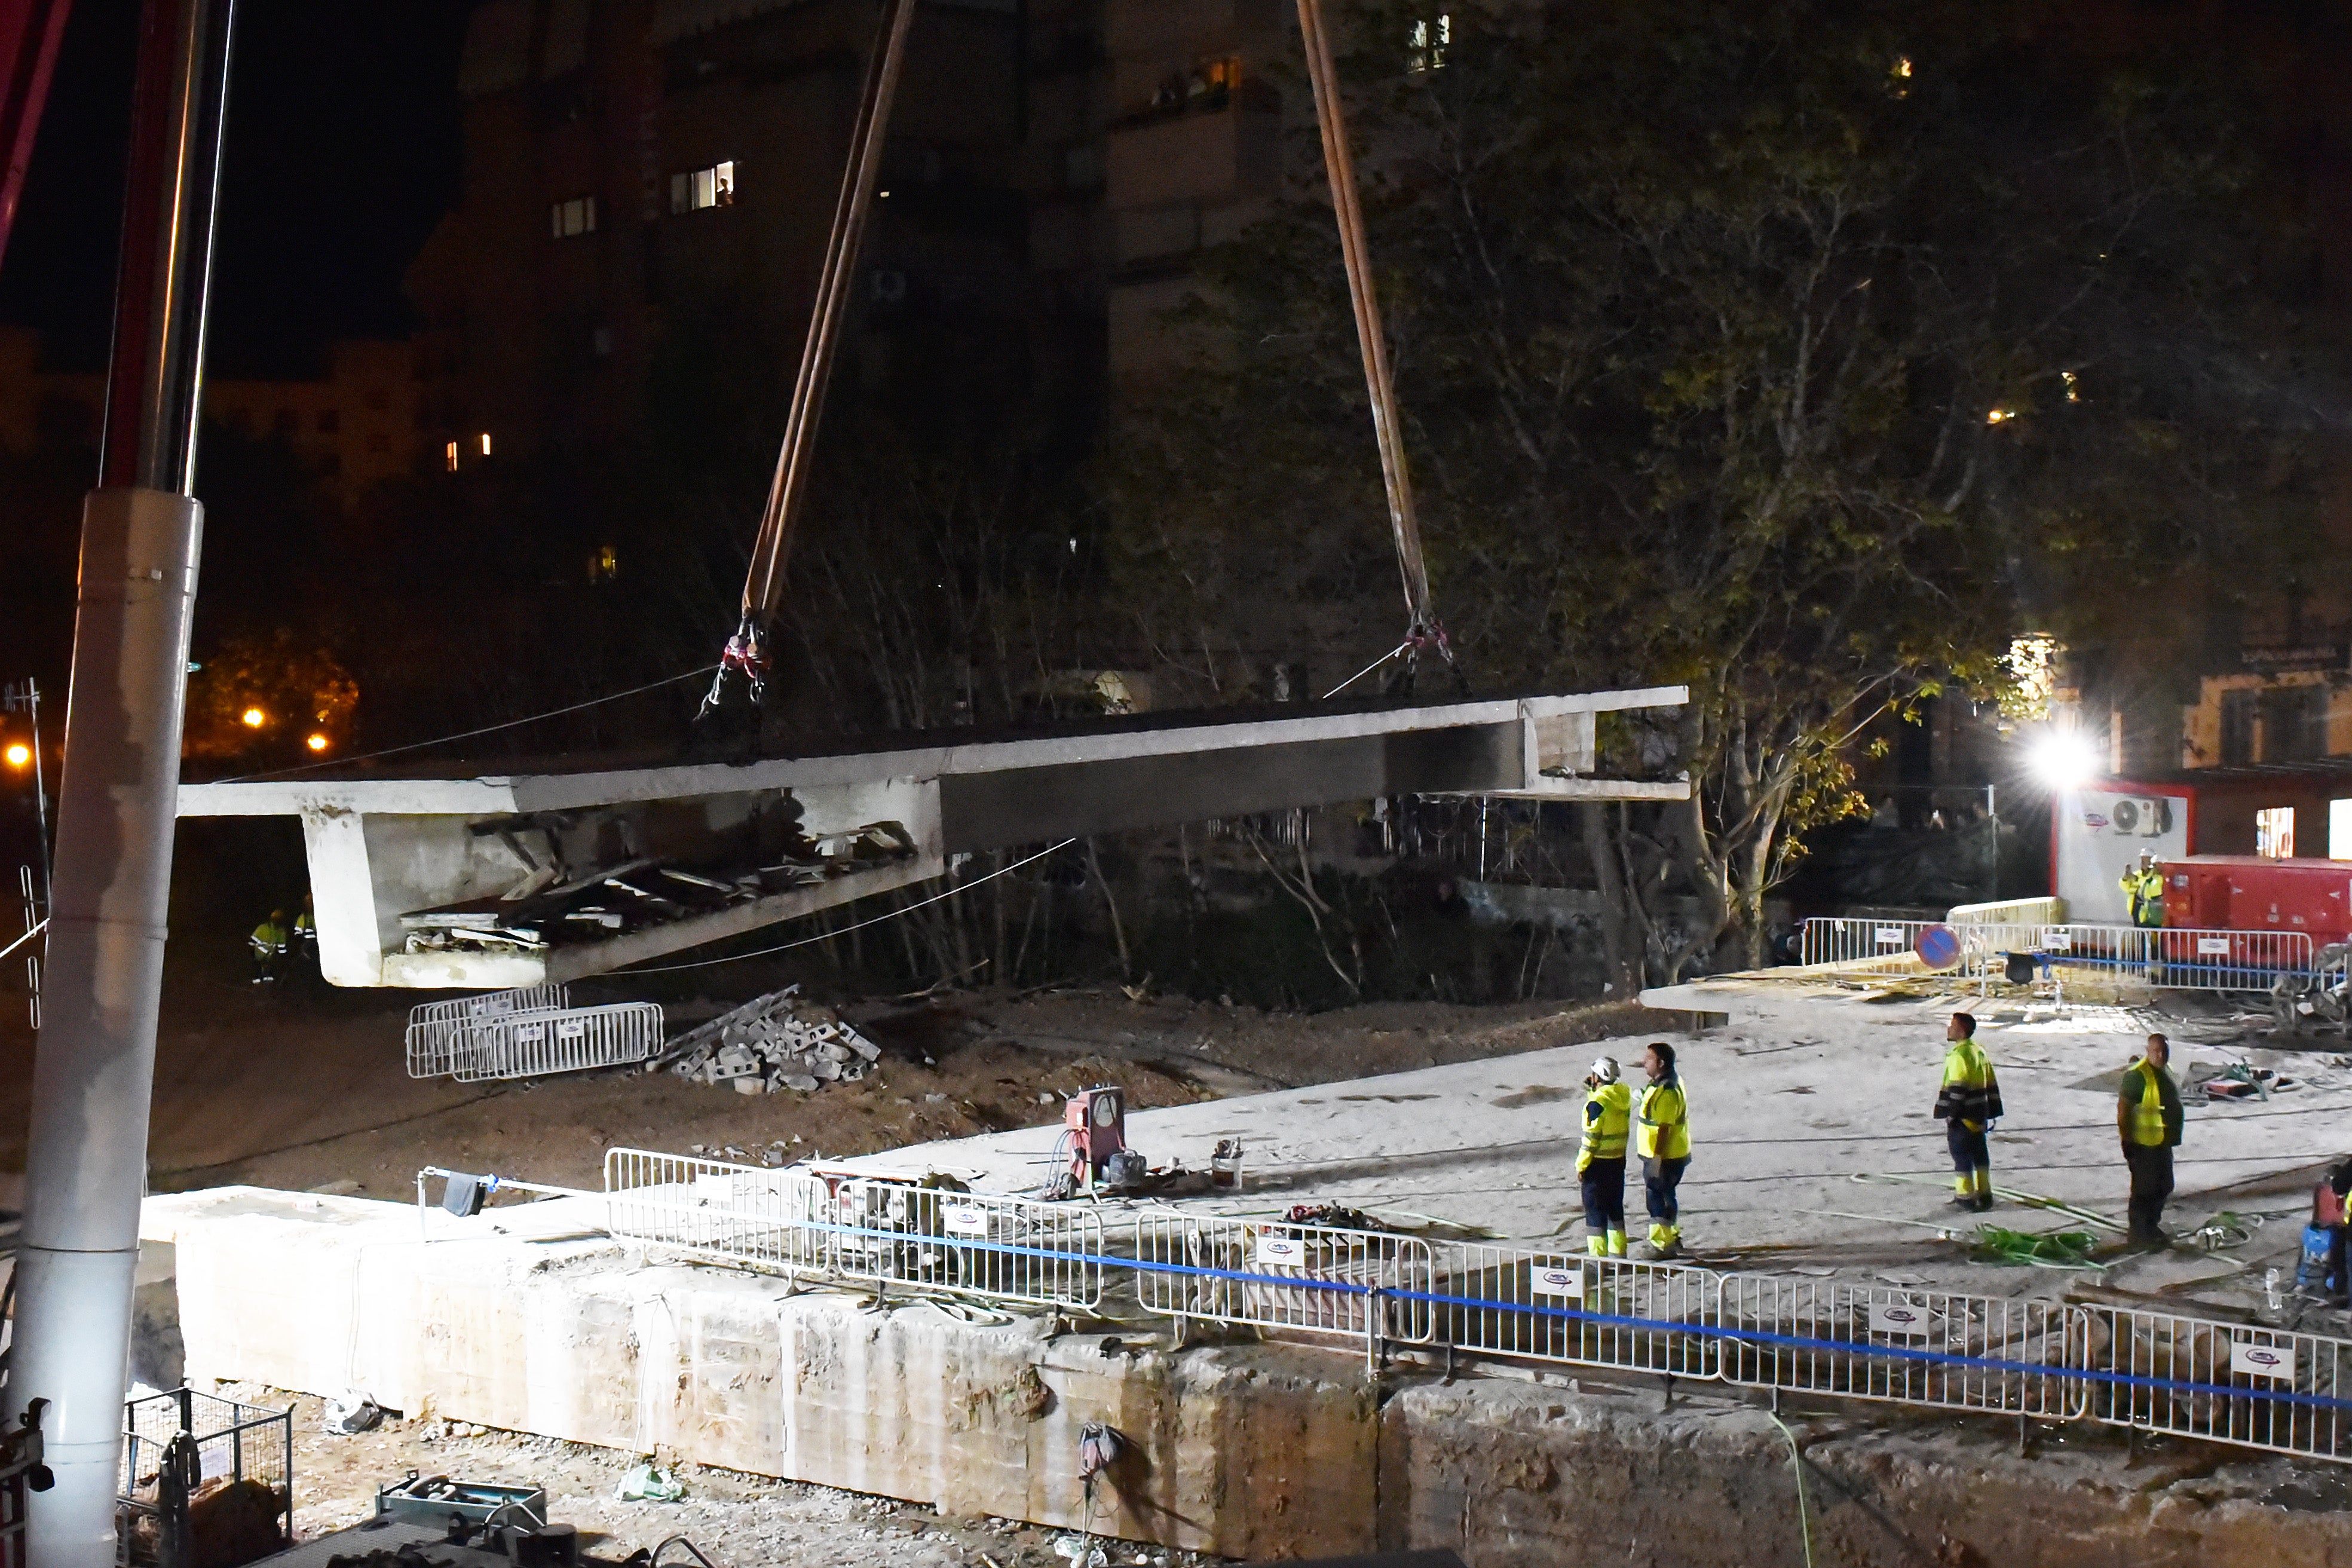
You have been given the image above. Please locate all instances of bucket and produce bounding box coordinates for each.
[2298,1223,2333,1290]
[1209,1139,1244,1190]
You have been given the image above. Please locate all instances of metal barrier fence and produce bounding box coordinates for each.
[2084,1306,2352,1460]
[405,984,568,1077]
[601,1149,1108,1310]
[1797,917,2313,994]
[589,1147,2352,1466]
[1434,1248,1715,1379]
[1717,1275,2081,1418]
[1132,1210,1434,1346]
[451,1001,665,1081]
[1946,896,2063,927]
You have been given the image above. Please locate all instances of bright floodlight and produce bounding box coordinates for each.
[305,733,329,753]
[241,706,267,728]
[2029,728,2100,788]
[3,742,26,768]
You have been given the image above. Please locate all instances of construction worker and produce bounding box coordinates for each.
[1577,1054,1633,1257]
[2121,850,2166,928]
[2118,1032,2184,1246]
[293,895,318,981]
[1636,1042,1690,1259]
[1933,1012,2002,1211]
[248,908,289,985]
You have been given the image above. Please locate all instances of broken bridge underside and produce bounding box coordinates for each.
[174,687,1687,988]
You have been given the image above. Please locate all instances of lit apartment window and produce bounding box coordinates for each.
[589,544,618,582]
[551,195,598,238]
[1408,13,1450,72]
[479,432,493,457]
[2331,798,2352,860]
[445,440,460,472]
[669,161,736,213]
[2257,806,2296,859]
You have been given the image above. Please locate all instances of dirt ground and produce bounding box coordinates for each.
[224,1382,1211,1566]
[0,964,1671,1199]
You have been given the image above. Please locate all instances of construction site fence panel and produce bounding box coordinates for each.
[590,1149,2352,1466]
[2082,1306,2352,1462]
[1132,1209,1435,1346]
[1432,1247,1716,1379]
[1797,918,2038,981]
[600,1150,1107,1310]
[451,1001,664,1082]
[404,984,568,1077]
[1716,1275,2084,1419]
[2032,925,2314,993]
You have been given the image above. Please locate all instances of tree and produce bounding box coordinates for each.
[1116,0,2322,979]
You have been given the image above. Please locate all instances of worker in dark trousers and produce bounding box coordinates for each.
[1934,1013,2001,1212]
[2118,1033,2184,1245]
[2319,1157,2352,1306]
[1637,1042,1690,1259]
[293,893,317,981]
[1578,1054,1633,1257]
[248,908,289,985]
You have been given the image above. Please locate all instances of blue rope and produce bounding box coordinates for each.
[696,1212,2352,1418]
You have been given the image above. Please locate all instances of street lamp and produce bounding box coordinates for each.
[240,705,265,728]
[305,733,328,753]
[4,743,27,770]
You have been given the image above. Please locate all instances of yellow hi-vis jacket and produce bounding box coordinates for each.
[1578,1080,1633,1173]
[1934,1040,2002,1131]
[1637,1077,1690,1162]
[2121,1056,2182,1148]
[2120,868,2166,926]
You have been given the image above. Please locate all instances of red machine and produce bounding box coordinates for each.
[1064,1086,1126,1186]
[2163,856,2352,946]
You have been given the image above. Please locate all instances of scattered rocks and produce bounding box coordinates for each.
[656,985,883,1096]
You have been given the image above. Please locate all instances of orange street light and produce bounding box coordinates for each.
[3,742,27,769]
[305,733,329,753]
[241,706,267,728]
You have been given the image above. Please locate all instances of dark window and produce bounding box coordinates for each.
[2261,685,2327,762]
[551,195,598,238]
[320,453,342,477]
[2221,690,2257,765]
[317,409,339,434]
[274,409,297,435]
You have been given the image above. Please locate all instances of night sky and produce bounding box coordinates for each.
[0,0,474,377]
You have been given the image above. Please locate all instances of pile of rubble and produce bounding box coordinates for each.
[653,985,881,1095]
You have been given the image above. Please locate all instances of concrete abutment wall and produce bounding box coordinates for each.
[147,1190,2352,1566]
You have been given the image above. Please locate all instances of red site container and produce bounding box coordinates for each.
[2161,855,2352,946]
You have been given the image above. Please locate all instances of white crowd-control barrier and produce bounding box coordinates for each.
[450,1001,665,1081]
[405,984,569,1077]
[1799,917,2313,995]
[574,1152,2352,1468]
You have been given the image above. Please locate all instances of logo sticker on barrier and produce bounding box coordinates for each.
[942,1205,989,1238]
[1868,1303,1932,1338]
[516,1023,544,1042]
[1876,927,1904,947]
[2042,929,2073,951]
[2230,1339,2296,1380]
[558,1019,586,1040]
[2198,938,2232,957]
[1530,1265,1584,1300]
[1257,1235,1307,1267]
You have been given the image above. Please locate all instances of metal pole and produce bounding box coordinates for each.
[5,0,232,1560]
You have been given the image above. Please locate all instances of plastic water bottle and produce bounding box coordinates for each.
[2266,1267,2284,1311]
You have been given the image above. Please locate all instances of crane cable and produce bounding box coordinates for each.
[704,0,917,718]
[1294,0,1463,696]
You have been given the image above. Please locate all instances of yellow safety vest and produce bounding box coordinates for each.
[1579,1081,1633,1171]
[1637,1079,1690,1161]
[2123,1056,2173,1148]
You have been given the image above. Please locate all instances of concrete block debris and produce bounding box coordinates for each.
[654,983,881,1094]
[397,820,917,956]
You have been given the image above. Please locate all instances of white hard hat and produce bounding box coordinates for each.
[1590,1055,1620,1084]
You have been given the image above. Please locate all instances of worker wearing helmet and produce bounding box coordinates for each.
[2120,851,2166,929]
[1934,1013,2002,1211]
[1636,1042,1691,1258]
[1578,1054,1634,1257]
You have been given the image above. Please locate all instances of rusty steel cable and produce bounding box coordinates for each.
[706,0,917,715]
[1294,0,1459,690]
